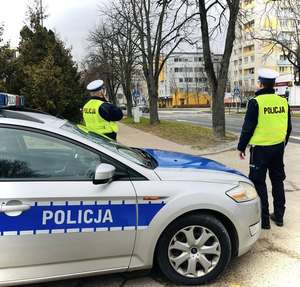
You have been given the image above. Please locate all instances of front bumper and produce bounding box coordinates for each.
[233,197,261,256]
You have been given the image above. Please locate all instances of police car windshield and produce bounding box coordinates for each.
[61,122,157,169]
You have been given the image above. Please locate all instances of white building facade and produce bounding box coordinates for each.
[159,49,222,107]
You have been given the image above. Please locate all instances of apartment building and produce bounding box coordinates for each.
[229,0,295,99]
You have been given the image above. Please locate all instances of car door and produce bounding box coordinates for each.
[0,126,137,282]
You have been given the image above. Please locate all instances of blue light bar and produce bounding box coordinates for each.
[0,93,25,108]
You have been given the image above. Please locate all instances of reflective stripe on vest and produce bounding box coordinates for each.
[82,99,118,136]
[249,94,288,146]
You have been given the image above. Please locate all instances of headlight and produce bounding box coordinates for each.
[226,182,258,203]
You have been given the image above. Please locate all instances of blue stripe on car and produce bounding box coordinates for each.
[0,202,165,235]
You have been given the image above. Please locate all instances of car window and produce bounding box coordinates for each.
[61,122,157,169]
[0,127,101,181]
[23,135,72,151]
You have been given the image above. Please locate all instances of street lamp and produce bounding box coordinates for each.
[40,0,43,27]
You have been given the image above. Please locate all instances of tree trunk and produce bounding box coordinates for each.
[107,84,117,105]
[295,58,300,86]
[126,96,133,117]
[147,77,159,124]
[125,87,133,117]
[211,80,226,138]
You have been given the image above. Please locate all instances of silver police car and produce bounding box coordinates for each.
[0,94,261,286]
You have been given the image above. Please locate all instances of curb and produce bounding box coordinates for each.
[196,140,238,156]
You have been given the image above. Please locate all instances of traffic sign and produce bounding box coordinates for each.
[233,87,240,96]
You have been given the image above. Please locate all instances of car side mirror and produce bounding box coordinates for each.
[93,163,116,185]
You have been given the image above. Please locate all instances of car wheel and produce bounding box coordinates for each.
[156,214,231,285]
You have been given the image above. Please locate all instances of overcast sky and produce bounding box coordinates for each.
[0,0,224,66]
[0,0,105,64]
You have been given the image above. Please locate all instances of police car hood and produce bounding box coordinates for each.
[144,149,247,183]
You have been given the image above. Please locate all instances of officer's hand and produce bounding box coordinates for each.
[239,151,246,160]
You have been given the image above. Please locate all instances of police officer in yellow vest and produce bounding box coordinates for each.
[83,79,123,140]
[238,68,292,229]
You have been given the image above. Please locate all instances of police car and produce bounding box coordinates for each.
[0,93,261,286]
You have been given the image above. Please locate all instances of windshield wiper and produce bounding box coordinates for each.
[134,148,158,169]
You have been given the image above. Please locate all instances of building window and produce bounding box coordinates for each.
[244,20,255,30]
[175,67,186,73]
[279,67,285,73]
[194,57,202,62]
[194,67,204,73]
[244,0,254,5]
[179,78,184,83]
[279,19,289,28]
[185,78,193,83]
[280,55,288,61]
[243,44,255,53]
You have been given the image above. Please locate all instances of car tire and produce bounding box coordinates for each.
[156,213,231,285]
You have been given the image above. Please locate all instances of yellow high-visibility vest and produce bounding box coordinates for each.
[80,99,118,136]
[249,94,288,146]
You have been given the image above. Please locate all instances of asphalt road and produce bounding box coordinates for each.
[157,110,300,144]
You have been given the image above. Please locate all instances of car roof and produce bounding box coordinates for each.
[0,109,66,128]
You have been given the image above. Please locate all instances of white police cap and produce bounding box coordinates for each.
[87,79,104,92]
[258,68,279,83]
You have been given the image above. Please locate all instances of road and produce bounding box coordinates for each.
[157,110,300,144]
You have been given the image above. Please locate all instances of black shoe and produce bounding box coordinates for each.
[262,218,271,229]
[270,213,284,227]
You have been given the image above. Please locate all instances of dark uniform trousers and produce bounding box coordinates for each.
[249,142,286,221]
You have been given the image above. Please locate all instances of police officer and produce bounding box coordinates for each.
[238,68,292,229]
[82,79,123,140]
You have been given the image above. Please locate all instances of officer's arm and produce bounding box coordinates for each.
[99,103,124,121]
[285,106,292,145]
[237,99,258,152]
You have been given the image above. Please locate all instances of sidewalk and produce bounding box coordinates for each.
[118,123,198,154]
[118,123,238,156]
[118,123,300,286]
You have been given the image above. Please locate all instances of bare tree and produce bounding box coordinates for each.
[110,13,140,117]
[197,0,240,138]
[88,25,120,105]
[251,0,300,85]
[89,7,141,117]
[114,0,198,124]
